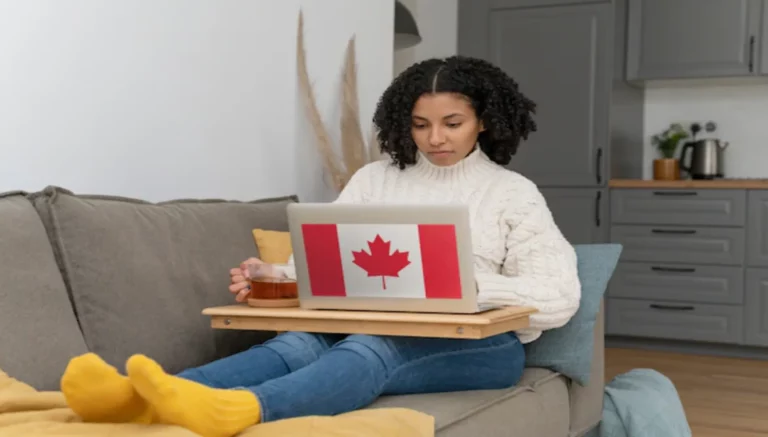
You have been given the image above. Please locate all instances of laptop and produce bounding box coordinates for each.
[286,203,499,314]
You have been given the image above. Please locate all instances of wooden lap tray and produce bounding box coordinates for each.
[202,305,537,339]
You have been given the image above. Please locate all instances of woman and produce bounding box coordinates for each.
[60,56,580,437]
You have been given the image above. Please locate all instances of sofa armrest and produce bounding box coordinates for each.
[567,299,605,437]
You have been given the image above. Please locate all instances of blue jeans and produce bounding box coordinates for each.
[177,331,525,422]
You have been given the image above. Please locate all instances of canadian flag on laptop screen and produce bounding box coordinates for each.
[300,223,463,299]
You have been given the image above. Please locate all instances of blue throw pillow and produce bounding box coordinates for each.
[523,243,622,385]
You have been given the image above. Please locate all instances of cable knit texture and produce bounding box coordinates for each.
[294,149,581,344]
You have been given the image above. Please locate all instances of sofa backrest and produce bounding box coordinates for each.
[0,191,89,390]
[6,187,297,389]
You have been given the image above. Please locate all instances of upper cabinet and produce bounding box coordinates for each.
[626,0,767,80]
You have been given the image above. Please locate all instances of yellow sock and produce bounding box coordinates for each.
[60,353,154,424]
[127,354,261,437]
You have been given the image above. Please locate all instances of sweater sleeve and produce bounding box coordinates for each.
[474,185,581,336]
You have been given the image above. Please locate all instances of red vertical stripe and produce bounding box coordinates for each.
[417,224,462,299]
[301,224,347,296]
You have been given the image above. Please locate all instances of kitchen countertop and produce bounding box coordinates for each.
[609,179,768,189]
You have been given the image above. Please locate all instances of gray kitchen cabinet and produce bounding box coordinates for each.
[606,298,745,344]
[458,0,613,187]
[541,188,608,244]
[762,0,768,74]
[745,268,768,346]
[609,187,768,355]
[611,188,746,227]
[608,262,745,305]
[607,187,750,346]
[610,0,646,180]
[626,0,763,80]
[610,225,745,266]
[747,190,768,266]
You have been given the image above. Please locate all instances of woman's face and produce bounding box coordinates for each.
[411,92,485,166]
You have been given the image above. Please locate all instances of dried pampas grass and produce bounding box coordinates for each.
[296,10,380,192]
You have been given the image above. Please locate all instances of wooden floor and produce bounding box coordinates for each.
[605,348,768,437]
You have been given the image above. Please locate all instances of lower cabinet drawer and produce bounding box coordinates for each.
[608,262,744,305]
[606,298,744,344]
[610,225,745,265]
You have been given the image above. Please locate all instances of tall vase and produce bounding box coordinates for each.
[653,158,680,180]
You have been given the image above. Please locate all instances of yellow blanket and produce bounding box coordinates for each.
[0,369,434,437]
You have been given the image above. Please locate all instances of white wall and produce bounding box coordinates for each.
[0,0,393,202]
[393,0,457,76]
[643,82,768,179]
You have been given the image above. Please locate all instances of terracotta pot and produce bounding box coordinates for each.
[653,158,680,180]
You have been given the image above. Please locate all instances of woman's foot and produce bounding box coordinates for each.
[126,354,261,437]
[60,353,154,423]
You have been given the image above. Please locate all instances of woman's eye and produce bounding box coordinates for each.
[447,123,461,128]
[413,124,427,129]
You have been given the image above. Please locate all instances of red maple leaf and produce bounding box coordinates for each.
[351,234,411,290]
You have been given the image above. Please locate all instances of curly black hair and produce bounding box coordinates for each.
[372,55,537,169]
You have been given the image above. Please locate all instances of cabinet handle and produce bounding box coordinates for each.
[652,191,697,196]
[651,266,696,273]
[595,148,603,184]
[595,191,602,227]
[650,304,695,311]
[749,36,755,72]
[651,229,697,235]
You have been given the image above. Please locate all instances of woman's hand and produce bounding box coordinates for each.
[229,257,263,302]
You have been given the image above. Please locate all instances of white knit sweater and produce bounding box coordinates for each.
[294,149,581,344]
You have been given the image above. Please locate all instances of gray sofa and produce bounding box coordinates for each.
[0,186,604,436]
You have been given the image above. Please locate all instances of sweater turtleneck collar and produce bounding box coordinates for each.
[409,146,499,184]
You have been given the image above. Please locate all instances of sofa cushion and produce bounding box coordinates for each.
[368,368,570,437]
[31,186,297,374]
[524,244,622,385]
[0,191,88,390]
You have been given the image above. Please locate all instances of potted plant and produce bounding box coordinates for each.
[650,123,689,180]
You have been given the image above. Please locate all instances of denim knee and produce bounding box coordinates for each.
[262,332,336,372]
[333,334,397,371]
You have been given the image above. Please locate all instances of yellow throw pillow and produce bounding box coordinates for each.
[252,229,293,264]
